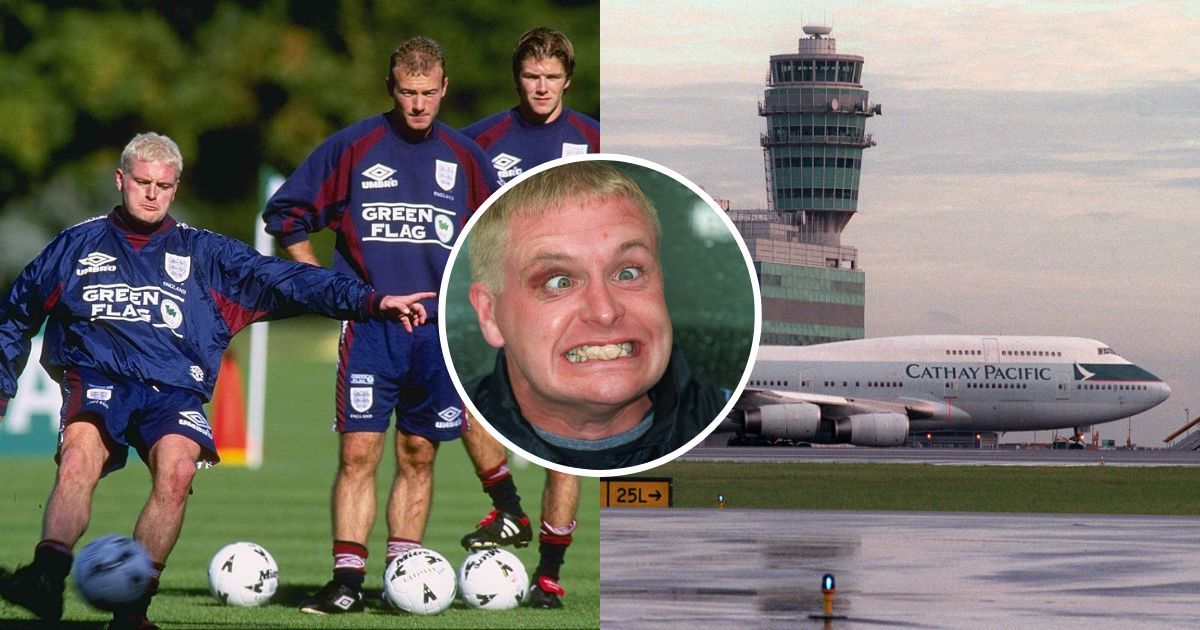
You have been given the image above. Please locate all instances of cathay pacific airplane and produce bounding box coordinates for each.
[723,336,1172,446]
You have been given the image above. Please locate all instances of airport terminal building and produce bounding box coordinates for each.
[731,25,880,346]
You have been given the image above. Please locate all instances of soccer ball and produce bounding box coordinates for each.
[207,542,279,607]
[73,535,152,610]
[382,548,457,615]
[458,548,529,610]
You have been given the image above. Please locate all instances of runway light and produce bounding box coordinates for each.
[717,493,726,509]
[821,573,836,616]
[809,572,846,621]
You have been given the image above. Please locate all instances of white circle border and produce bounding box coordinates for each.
[438,152,762,477]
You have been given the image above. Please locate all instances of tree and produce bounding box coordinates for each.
[0,1,599,284]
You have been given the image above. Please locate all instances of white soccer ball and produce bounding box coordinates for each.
[382,548,457,615]
[458,548,529,610]
[73,534,152,610]
[207,541,279,607]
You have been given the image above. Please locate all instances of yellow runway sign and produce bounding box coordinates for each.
[600,477,672,508]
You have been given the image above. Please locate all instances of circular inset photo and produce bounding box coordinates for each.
[439,154,760,476]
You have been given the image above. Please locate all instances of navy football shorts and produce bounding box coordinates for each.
[59,366,219,475]
[334,319,463,442]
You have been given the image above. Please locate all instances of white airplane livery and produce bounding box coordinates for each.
[724,336,1172,446]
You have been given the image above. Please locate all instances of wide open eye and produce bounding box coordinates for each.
[544,275,572,290]
[614,267,642,282]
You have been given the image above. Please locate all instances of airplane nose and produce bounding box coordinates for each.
[1155,381,1172,404]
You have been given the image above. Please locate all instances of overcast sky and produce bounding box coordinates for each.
[601,0,1200,446]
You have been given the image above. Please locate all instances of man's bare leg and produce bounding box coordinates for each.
[298,431,385,613]
[333,432,386,545]
[134,434,201,564]
[118,432,202,623]
[540,470,580,534]
[385,430,439,563]
[43,420,108,546]
[461,415,506,473]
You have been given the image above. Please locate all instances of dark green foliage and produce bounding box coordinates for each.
[0,1,600,283]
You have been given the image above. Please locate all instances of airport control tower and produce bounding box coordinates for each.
[733,24,881,345]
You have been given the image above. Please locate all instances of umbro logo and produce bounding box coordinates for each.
[492,153,523,181]
[76,251,117,276]
[491,153,521,171]
[435,407,462,429]
[177,411,212,438]
[361,163,398,189]
[79,252,116,267]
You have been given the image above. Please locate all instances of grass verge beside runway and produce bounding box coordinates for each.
[0,318,599,628]
[655,461,1200,515]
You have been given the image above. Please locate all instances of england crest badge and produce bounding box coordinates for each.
[435,160,458,192]
[350,387,373,413]
[561,143,589,157]
[164,252,191,283]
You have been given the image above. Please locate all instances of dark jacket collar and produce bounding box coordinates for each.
[469,346,725,471]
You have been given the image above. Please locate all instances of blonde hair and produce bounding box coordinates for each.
[469,161,660,291]
[120,132,182,178]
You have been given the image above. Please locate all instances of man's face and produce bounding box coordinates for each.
[115,159,179,228]
[516,56,570,123]
[390,65,447,135]
[472,196,673,418]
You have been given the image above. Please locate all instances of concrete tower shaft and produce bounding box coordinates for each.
[759,25,881,247]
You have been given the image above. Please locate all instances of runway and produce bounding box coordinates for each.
[601,509,1200,628]
[682,445,1200,467]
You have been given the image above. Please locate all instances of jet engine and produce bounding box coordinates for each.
[834,412,909,446]
[743,403,821,441]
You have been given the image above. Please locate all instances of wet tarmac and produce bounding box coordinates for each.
[601,509,1200,628]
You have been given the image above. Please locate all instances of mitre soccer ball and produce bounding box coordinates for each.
[207,542,279,607]
[382,548,457,615]
[458,548,529,610]
[73,535,152,610]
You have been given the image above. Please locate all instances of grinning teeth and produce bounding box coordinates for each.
[566,342,633,364]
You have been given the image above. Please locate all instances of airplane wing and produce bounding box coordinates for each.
[735,388,848,408]
[736,388,941,420]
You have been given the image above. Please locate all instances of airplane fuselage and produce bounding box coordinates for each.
[745,335,1171,437]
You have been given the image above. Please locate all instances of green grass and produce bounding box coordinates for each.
[0,318,598,628]
[655,461,1200,515]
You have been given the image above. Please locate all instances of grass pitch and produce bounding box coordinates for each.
[0,318,599,628]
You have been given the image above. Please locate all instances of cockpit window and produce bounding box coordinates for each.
[1098,347,1115,355]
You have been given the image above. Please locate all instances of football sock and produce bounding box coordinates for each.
[332,540,367,591]
[478,460,524,516]
[33,540,73,580]
[385,538,420,566]
[536,519,576,581]
[148,562,165,596]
